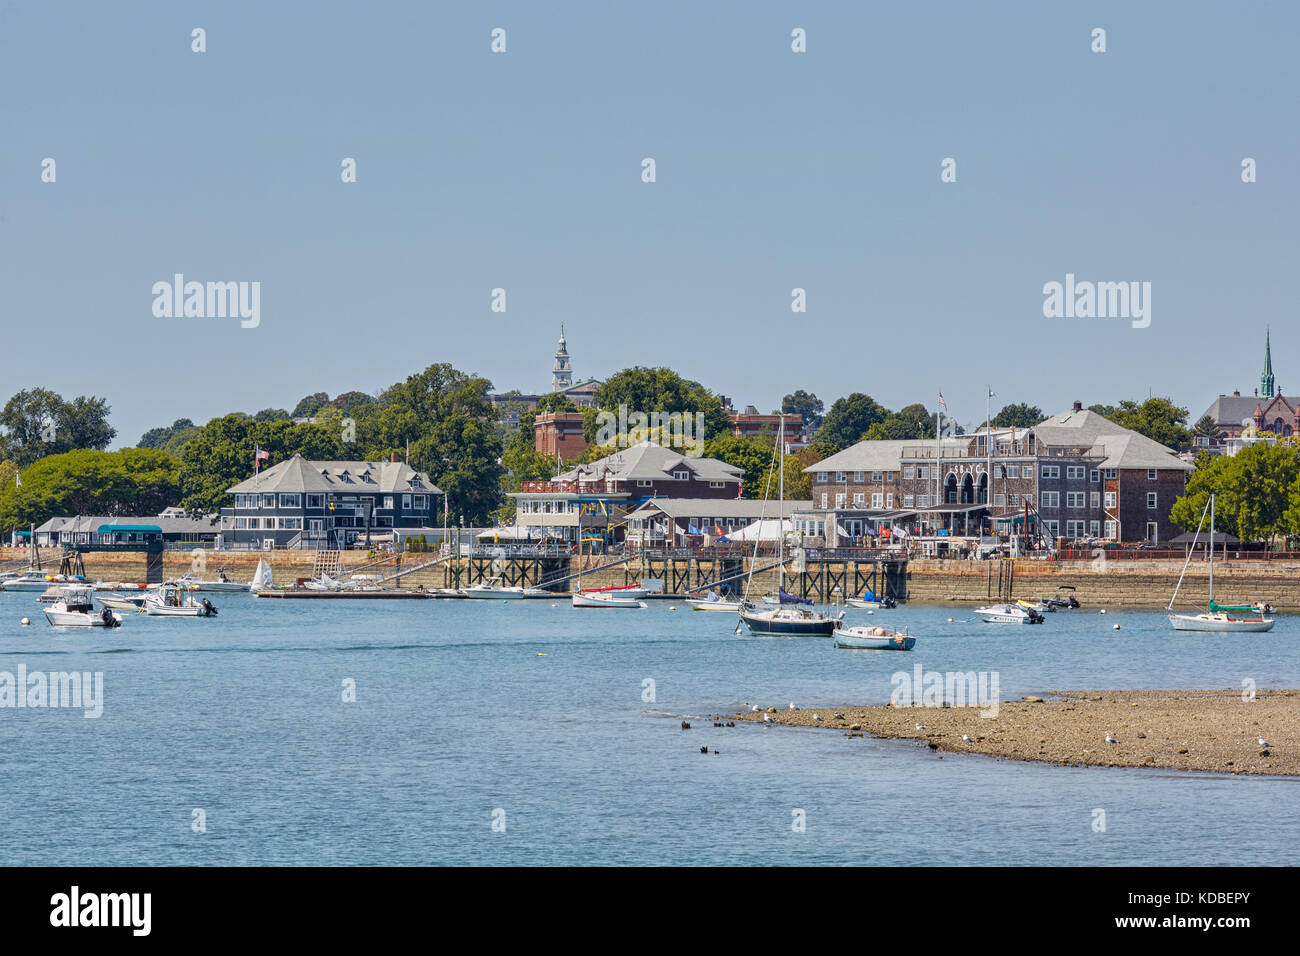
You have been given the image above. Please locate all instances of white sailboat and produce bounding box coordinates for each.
[250,556,273,591]
[738,416,839,636]
[1168,494,1274,632]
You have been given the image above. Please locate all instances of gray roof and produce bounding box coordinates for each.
[1201,394,1299,428]
[627,498,814,521]
[1032,409,1192,471]
[35,513,219,534]
[226,454,441,495]
[804,439,969,474]
[559,441,742,484]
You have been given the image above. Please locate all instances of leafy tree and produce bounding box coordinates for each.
[0,448,182,531]
[991,403,1045,428]
[139,418,194,448]
[817,393,889,450]
[781,390,825,431]
[291,392,330,418]
[0,389,116,467]
[864,403,935,441]
[704,435,776,499]
[1091,398,1193,449]
[1173,443,1300,546]
[589,367,728,444]
[329,391,374,416]
[1170,452,1239,538]
[251,408,291,422]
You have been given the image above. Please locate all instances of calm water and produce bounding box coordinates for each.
[1,590,1297,866]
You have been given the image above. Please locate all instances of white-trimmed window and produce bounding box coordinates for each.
[918,466,929,480]
[1105,520,1118,539]
[673,470,689,480]
[917,494,929,508]
[413,495,427,509]
[903,466,915,480]
[1044,520,1060,537]
[872,493,883,508]
[903,495,915,507]
[886,493,894,507]
[820,493,828,508]
[871,471,882,482]
[836,472,847,483]
[853,471,865,482]
[1104,491,1116,508]
[1090,491,1100,508]
[853,493,865,505]
[307,494,324,509]
[1008,465,1019,478]
[1066,492,1085,508]
[1041,491,1060,508]
[1066,520,1086,537]
[709,480,725,488]
[1148,468,1158,480]
[1090,470,1100,483]
[637,479,653,487]
[402,494,412,510]
[1147,492,1158,509]
[262,494,276,508]
[1089,520,1100,536]
[835,493,846,508]
[994,493,1007,506]
[280,517,303,530]
[1103,467,1117,479]
[1066,465,1085,480]
[1041,465,1060,479]
[279,494,301,508]
[382,496,394,509]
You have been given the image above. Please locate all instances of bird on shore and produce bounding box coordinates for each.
[1258,736,1271,748]
[813,714,822,722]
[962,734,973,742]
[833,712,845,720]
[788,703,799,710]
[1105,733,1118,744]
[750,704,760,712]
[763,713,775,724]
[915,723,928,731]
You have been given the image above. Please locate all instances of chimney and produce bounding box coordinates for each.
[1233,390,1240,397]
[390,451,401,463]
[1072,400,1082,412]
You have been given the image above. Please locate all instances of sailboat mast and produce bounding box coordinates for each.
[777,415,785,593]
[1208,493,1215,605]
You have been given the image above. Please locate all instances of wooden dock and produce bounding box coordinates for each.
[253,588,434,600]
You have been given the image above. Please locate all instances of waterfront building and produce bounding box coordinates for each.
[219,454,441,550]
[34,508,219,550]
[626,498,814,548]
[727,406,804,445]
[800,402,1192,548]
[510,440,742,545]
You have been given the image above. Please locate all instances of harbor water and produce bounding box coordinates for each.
[1,592,1297,865]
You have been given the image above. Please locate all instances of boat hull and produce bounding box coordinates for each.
[1168,613,1275,632]
[45,609,122,627]
[572,593,645,608]
[973,604,1042,624]
[834,628,915,650]
[740,606,837,636]
[687,599,743,612]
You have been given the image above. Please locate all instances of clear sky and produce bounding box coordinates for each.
[2,1,1296,446]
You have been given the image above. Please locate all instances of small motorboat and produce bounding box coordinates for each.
[177,570,248,592]
[973,603,1044,624]
[461,577,523,599]
[739,592,841,636]
[45,585,122,628]
[686,590,743,612]
[833,622,914,650]
[1043,585,1081,610]
[846,590,897,610]
[144,584,218,617]
[98,593,148,611]
[1,569,63,592]
[572,591,646,608]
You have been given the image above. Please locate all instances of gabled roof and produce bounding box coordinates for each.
[1032,409,1192,471]
[559,441,741,484]
[226,454,442,495]
[626,498,813,521]
[1201,394,1300,428]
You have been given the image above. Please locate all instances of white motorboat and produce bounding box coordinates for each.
[846,591,897,609]
[1,569,62,592]
[177,571,248,592]
[686,591,743,612]
[461,577,524,599]
[572,591,646,608]
[833,622,915,650]
[1168,495,1274,632]
[973,603,1044,624]
[45,586,122,628]
[98,593,148,611]
[144,584,219,617]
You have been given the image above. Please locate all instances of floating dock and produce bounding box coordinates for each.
[253,588,434,600]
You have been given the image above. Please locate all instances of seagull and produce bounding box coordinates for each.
[962,734,973,742]
[763,713,775,724]
[813,714,822,722]
[915,723,928,731]
[1259,736,1271,748]
[750,705,760,712]
[1105,733,1118,744]
[789,703,799,710]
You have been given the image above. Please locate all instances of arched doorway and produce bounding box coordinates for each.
[944,473,958,505]
[977,472,988,504]
[960,474,974,504]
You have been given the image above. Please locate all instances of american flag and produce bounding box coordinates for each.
[937,392,947,410]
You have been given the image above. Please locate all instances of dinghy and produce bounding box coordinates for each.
[833,623,914,650]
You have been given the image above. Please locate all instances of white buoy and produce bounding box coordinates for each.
[867,610,874,615]
[20,618,31,626]
[947,617,954,623]
[669,606,676,611]
[1099,609,1106,614]
[1113,623,1120,630]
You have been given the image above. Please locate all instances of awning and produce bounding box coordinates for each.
[96,525,162,533]
[994,514,1036,525]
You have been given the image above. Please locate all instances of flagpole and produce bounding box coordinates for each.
[935,396,942,536]
[986,387,993,537]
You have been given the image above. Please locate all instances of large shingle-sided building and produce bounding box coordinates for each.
[220,454,442,549]
[800,403,1192,548]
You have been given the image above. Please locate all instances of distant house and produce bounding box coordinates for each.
[626,498,813,548]
[219,454,442,549]
[34,508,219,550]
[510,440,742,544]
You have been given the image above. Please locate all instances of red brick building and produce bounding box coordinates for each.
[534,411,589,462]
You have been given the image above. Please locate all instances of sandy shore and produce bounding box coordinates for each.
[732,689,1298,776]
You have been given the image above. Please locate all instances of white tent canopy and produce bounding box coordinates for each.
[476,524,535,541]
[728,518,797,542]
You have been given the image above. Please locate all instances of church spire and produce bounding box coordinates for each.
[552,325,573,392]
[1262,327,1275,398]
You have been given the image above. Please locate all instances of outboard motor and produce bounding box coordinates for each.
[201,598,218,617]
[101,607,120,628]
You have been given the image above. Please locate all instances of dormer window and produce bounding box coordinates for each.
[673,470,689,480]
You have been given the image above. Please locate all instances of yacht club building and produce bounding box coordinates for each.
[219,454,442,549]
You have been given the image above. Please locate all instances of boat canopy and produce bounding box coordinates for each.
[778,588,811,605]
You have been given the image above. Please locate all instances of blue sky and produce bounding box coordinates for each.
[2,1,1296,446]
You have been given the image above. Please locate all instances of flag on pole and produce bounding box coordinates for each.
[937,392,947,410]
[988,388,996,399]
[15,473,21,488]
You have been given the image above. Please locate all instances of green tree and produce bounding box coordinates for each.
[251,408,291,422]
[864,403,935,440]
[0,448,182,531]
[817,393,890,450]
[704,435,777,499]
[991,403,1045,428]
[291,392,331,418]
[1192,414,1223,445]
[589,367,729,445]
[0,388,116,467]
[1174,443,1300,546]
[781,390,825,431]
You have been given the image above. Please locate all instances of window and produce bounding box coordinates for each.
[994,493,1007,507]
[673,470,689,480]
[1148,469,1158,480]
[1090,491,1100,508]
[1066,520,1086,537]
[917,494,929,508]
[815,472,828,484]
[247,518,261,530]
[820,493,828,508]
[871,471,882,482]
[836,472,846,483]
[1089,520,1100,536]
[853,471,865,482]
[1023,494,1034,507]
[903,466,915,480]
[918,466,929,480]
[872,493,883,508]
[402,494,412,510]
[1007,465,1019,478]
[280,517,303,530]
[1066,465,1085,480]
[996,465,1006,479]
[1147,492,1158,509]
[1105,520,1118,539]
[1103,468,1117,480]
[903,495,915,507]
[1104,491,1116,508]
[235,518,248,530]
[637,479,653,488]
[1044,520,1060,537]
[307,494,324,509]
[1066,492,1085,508]
[262,494,276,508]
[413,495,427,509]
[1041,465,1060,479]
[853,493,865,505]
[381,495,393,509]
[278,494,301,508]
[1009,494,1020,507]
[835,493,846,508]
[1090,470,1100,483]
[1041,491,1060,508]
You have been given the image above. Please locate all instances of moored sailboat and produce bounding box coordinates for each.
[1168,495,1274,632]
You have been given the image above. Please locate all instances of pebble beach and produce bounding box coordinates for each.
[733,689,1299,776]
